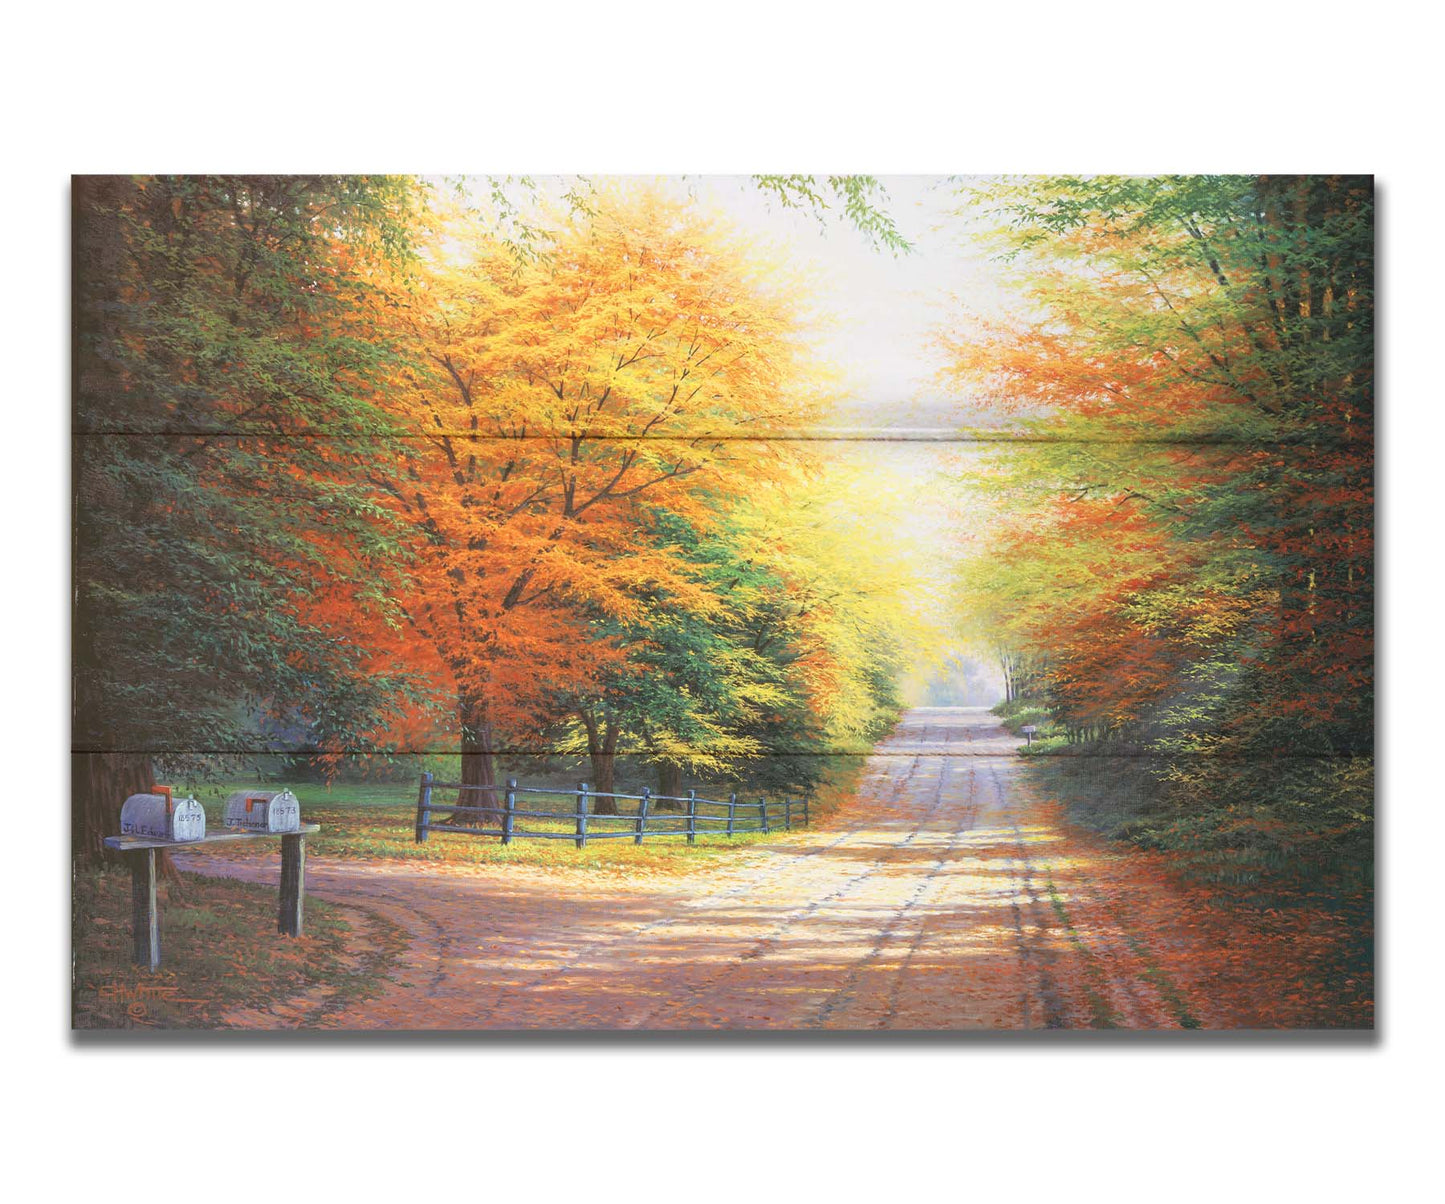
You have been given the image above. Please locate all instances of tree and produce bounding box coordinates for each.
[72,175,428,862]
[553,507,829,803]
[944,174,1372,868]
[478,174,913,261]
[560,476,918,802]
[366,188,824,811]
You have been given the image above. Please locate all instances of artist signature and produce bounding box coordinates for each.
[95,979,208,1023]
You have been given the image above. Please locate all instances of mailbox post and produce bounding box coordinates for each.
[1021,724,1038,746]
[130,848,161,970]
[105,820,320,970]
[278,833,306,936]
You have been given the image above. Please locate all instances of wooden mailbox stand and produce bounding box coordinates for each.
[103,824,320,970]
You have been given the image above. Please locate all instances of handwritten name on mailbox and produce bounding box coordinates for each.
[120,788,206,842]
[223,788,302,833]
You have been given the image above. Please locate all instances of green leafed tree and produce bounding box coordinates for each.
[72,174,435,863]
[557,505,903,809]
[946,174,1373,877]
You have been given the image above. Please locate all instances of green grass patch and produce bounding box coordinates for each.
[991,698,1060,743]
[999,706,1054,735]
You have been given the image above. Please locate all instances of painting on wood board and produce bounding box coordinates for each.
[72,175,1373,1031]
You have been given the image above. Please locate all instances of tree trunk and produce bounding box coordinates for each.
[452,693,496,826]
[578,708,621,815]
[999,652,1015,703]
[589,750,617,813]
[657,761,682,810]
[72,752,186,894]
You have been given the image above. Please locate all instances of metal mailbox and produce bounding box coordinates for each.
[223,788,301,833]
[120,786,206,842]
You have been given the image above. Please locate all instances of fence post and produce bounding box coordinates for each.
[636,787,650,845]
[803,792,811,827]
[687,789,697,845]
[575,782,589,849]
[414,771,434,843]
[785,798,793,830]
[727,792,736,839]
[503,778,517,845]
[760,797,769,834]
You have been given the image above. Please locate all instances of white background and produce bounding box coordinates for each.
[3,3,1438,1200]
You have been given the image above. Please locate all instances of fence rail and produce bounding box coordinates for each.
[413,774,811,847]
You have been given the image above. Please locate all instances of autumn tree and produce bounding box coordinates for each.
[542,435,927,802]
[945,174,1372,870]
[72,175,428,861]
[366,190,823,811]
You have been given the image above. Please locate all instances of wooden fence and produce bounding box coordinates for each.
[413,774,811,847]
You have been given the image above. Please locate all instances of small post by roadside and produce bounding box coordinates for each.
[727,792,737,839]
[1021,724,1038,746]
[686,789,697,844]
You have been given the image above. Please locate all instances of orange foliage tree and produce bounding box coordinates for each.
[358,190,821,809]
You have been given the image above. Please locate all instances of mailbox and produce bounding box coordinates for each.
[120,786,206,842]
[223,788,301,833]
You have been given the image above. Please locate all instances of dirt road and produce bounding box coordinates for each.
[181,708,1287,1029]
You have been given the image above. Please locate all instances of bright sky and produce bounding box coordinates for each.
[682,174,1016,432]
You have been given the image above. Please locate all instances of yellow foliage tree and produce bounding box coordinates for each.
[368,188,826,802]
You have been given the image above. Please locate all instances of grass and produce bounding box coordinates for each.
[72,867,408,1029]
[999,706,1055,736]
[990,697,1062,743]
